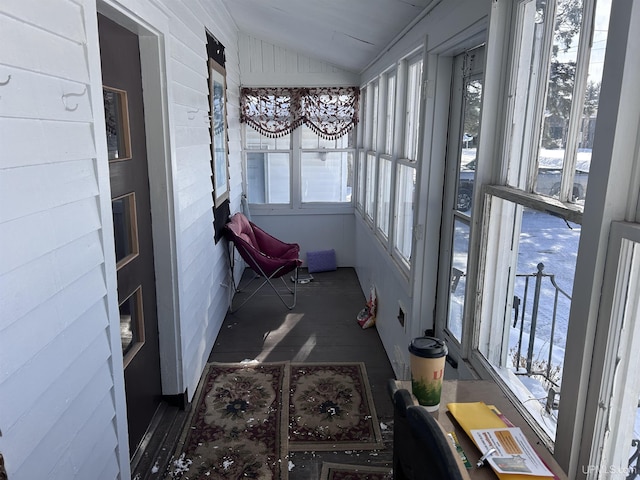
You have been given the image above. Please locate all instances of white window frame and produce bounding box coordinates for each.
[376,155,393,241]
[243,125,356,213]
[357,50,424,277]
[467,0,612,454]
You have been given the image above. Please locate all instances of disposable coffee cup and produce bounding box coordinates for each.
[408,337,448,412]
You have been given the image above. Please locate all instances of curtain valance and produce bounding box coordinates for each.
[240,86,360,140]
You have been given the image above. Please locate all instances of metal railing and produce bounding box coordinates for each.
[512,262,571,390]
[628,439,640,479]
[512,262,640,471]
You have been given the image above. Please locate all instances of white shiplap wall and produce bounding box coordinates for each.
[239,33,360,86]
[0,0,241,478]
[0,0,127,478]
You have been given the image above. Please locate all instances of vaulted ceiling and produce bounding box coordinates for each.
[221,0,436,73]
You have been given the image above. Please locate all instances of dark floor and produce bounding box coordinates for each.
[132,267,397,480]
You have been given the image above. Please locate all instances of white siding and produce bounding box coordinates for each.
[0,0,241,478]
[0,0,124,476]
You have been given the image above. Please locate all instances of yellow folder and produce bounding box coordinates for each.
[447,402,556,480]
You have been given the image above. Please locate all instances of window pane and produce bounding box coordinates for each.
[394,164,416,264]
[480,196,581,442]
[245,127,290,150]
[360,85,367,147]
[532,0,611,204]
[365,154,376,220]
[448,219,470,341]
[384,73,396,155]
[376,157,392,238]
[103,87,131,161]
[301,152,353,203]
[120,287,144,368]
[112,193,139,268]
[573,0,611,202]
[371,83,379,151]
[246,152,290,204]
[357,151,365,210]
[458,79,482,214]
[301,125,354,149]
[404,58,423,161]
[535,0,583,198]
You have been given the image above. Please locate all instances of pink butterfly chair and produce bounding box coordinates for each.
[225,213,302,312]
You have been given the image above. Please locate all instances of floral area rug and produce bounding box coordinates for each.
[319,462,393,480]
[168,362,290,480]
[288,362,384,451]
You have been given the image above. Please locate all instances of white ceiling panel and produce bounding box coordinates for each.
[221,0,435,72]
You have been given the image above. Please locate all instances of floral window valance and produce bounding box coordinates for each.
[240,86,360,140]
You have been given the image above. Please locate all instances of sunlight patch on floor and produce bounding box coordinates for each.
[255,313,304,361]
[292,333,316,362]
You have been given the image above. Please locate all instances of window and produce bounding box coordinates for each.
[365,153,376,222]
[356,86,368,212]
[471,0,612,448]
[438,48,484,348]
[383,71,396,155]
[371,81,380,152]
[357,52,423,274]
[376,156,392,239]
[301,126,354,203]
[357,151,366,211]
[506,0,611,204]
[392,54,423,267]
[394,163,415,266]
[403,56,423,162]
[240,87,359,209]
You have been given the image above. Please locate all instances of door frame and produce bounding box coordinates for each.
[86,0,181,462]
[412,29,486,374]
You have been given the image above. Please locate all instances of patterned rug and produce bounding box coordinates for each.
[288,362,384,451]
[319,462,393,480]
[168,362,290,479]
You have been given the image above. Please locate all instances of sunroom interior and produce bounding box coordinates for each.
[232,0,640,476]
[2,0,640,479]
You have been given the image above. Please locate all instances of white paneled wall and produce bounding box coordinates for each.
[0,0,241,478]
[0,0,124,478]
[239,33,360,86]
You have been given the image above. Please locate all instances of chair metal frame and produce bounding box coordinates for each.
[225,213,301,312]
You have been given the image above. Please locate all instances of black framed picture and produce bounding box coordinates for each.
[209,59,230,208]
